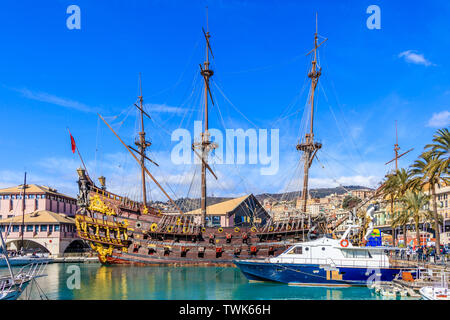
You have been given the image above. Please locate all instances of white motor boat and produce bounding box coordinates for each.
[419,272,449,300]
[419,286,449,300]
[0,228,48,300]
[0,254,53,268]
[0,262,47,300]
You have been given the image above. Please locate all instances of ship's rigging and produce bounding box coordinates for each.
[296,14,327,214]
[87,12,378,237]
[385,121,414,172]
[192,8,218,227]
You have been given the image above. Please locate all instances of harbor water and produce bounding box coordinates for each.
[1,263,418,300]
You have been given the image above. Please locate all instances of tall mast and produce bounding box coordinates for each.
[385,120,413,172]
[297,13,326,215]
[135,73,151,207]
[195,7,215,226]
[21,172,27,253]
[394,121,400,171]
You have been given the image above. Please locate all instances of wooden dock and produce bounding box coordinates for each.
[390,260,450,296]
[53,256,99,263]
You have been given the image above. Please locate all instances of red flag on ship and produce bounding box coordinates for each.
[69,130,76,154]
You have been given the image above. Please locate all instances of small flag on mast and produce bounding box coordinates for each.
[69,130,76,154]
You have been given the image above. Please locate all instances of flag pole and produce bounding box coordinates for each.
[67,128,89,177]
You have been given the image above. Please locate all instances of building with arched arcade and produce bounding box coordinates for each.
[0,184,77,219]
[0,210,86,255]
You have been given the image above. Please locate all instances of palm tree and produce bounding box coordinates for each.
[391,209,409,247]
[381,168,412,245]
[393,168,414,245]
[395,168,413,197]
[425,128,450,173]
[380,173,399,245]
[401,190,433,248]
[409,151,448,254]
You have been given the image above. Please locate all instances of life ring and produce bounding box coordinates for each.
[167,226,174,233]
[268,226,274,232]
[251,226,257,233]
[340,239,349,247]
[150,223,158,232]
[201,227,206,233]
[234,227,240,233]
[217,227,224,233]
[183,226,189,233]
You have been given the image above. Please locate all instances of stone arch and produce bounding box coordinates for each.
[6,239,50,254]
[62,239,90,253]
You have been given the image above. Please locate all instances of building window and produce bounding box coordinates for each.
[26,225,33,232]
[40,225,47,232]
[13,225,19,232]
[211,216,221,226]
[49,225,53,233]
[34,225,39,233]
[54,225,60,231]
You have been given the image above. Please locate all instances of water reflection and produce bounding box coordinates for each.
[3,263,417,300]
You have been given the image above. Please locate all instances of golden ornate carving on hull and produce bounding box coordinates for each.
[90,243,114,264]
[88,194,117,216]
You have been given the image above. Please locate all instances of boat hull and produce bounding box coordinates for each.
[234,260,403,287]
[99,248,280,266]
[0,257,53,268]
[74,177,309,266]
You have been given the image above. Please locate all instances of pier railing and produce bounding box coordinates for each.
[390,250,450,268]
[273,257,391,268]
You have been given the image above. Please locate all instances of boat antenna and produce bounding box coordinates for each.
[297,13,327,217]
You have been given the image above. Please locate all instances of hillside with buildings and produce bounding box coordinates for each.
[149,185,372,212]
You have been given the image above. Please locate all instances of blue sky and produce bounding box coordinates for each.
[0,0,449,202]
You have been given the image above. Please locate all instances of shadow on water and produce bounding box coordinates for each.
[0,264,418,300]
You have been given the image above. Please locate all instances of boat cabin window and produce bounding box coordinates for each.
[343,249,372,259]
[287,246,303,254]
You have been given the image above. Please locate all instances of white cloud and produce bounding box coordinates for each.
[16,88,97,113]
[144,103,185,114]
[427,110,450,128]
[398,50,433,66]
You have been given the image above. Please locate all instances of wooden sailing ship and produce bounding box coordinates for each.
[74,15,333,265]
